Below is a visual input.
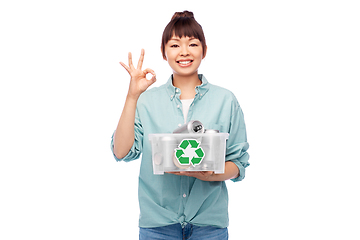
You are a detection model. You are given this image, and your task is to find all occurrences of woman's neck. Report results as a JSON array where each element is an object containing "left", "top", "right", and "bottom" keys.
[{"left": 172, "top": 72, "right": 202, "bottom": 100}]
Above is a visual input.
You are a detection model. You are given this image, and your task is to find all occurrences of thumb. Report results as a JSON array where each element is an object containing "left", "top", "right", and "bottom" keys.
[{"left": 147, "top": 74, "right": 156, "bottom": 86}]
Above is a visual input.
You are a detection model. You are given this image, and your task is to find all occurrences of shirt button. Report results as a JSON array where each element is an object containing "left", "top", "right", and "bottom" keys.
[
  {"left": 176, "top": 89, "right": 180, "bottom": 93},
  {"left": 178, "top": 124, "right": 182, "bottom": 127},
  {"left": 183, "top": 193, "right": 186, "bottom": 198},
  {"left": 177, "top": 105, "right": 180, "bottom": 108}
]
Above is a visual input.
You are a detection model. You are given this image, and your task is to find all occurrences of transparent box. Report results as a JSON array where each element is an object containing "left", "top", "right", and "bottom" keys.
[{"left": 149, "top": 133, "right": 229, "bottom": 175}]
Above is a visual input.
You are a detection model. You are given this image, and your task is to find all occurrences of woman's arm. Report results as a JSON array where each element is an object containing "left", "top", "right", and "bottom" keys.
[
  {"left": 209, "top": 161, "right": 240, "bottom": 181},
  {"left": 113, "top": 95, "right": 138, "bottom": 159},
  {"left": 113, "top": 49, "right": 156, "bottom": 159}
]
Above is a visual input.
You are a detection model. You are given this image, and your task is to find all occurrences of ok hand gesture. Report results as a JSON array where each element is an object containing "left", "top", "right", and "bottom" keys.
[{"left": 120, "top": 49, "right": 156, "bottom": 99}]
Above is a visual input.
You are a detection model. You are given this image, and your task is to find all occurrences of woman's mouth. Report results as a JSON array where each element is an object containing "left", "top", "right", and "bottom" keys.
[{"left": 176, "top": 60, "right": 193, "bottom": 67}]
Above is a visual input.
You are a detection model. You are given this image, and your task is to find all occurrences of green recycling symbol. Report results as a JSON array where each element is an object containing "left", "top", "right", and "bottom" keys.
[{"left": 174, "top": 139, "right": 205, "bottom": 166}]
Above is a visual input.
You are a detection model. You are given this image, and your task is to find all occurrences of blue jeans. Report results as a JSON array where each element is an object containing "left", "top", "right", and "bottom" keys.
[{"left": 139, "top": 223, "right": 228, "bottom": 240}]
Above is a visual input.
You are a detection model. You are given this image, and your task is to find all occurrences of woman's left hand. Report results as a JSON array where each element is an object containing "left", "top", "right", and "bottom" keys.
[{"left": 167, "top": 171, "right": 214, "bottom": 181}]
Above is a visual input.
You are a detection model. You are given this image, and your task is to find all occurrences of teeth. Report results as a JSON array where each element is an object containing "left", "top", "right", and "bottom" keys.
[{"left": 179, "top": 61, "right": 191, "bottom": 64}]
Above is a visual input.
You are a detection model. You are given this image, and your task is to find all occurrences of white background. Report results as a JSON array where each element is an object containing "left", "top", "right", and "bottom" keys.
[{"left": 1, "top": 0, "right": 359, "bottom": 239}]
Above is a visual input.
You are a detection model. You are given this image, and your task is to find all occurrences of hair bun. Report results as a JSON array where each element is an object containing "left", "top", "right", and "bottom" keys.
[{"left": 171, "top": 10, "right": 194, "bottom": 20}]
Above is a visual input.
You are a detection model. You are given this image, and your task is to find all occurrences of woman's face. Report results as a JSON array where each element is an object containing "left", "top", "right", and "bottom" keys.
[{"left": 164, "top": 35, "right": 206, "bottom": 77}]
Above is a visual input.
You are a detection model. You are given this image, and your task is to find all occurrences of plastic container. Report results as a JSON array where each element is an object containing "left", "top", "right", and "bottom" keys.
[{"left": 149, "top": 133, "right": 229, "bottom": 175}]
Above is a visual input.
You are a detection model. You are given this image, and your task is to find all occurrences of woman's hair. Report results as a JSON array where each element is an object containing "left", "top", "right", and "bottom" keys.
[{"left": 161, "top": 11, "right": 207, "bottom": 59}]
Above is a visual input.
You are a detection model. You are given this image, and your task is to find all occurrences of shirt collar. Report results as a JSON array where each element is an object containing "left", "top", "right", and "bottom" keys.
[{"left": 166, "top": 74, "right": 210, "bottom": 101}]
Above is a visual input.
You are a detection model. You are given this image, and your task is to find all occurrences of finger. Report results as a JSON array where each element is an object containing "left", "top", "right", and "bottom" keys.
[
  {"left": 137, "top": 49, "right": 145, "bottom": 70},
  {"left": 128, "top": 52, "right": 134, "bottom": 69},
  {"left": 143, "top": 68, "right": 156, "bottom": 77},
  {"left": 143, "top": 68, "right": 157, "bottom": 82},
  {"left": 179, "top": 171, "right": 189, "bottom": 176},
  {"left": 150, "top": 74, "right": 157, "bottom": 83},
  {"left": 119, "top": 62, "right": 130, "bottom": 74}
]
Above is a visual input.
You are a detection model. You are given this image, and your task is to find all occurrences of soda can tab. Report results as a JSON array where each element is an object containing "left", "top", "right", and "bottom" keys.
[{"left": 173, "top": 120, "right": 205, "bottom": 134}]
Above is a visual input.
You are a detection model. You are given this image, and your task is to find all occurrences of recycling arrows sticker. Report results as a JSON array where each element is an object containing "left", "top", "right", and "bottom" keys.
[{"left": 174, "top": 139, "right": 205, "bottom": 166}]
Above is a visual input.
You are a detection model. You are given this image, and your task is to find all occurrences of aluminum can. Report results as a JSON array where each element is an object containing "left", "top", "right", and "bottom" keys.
[
  {"left": 161, "top": 136, "right": 176, "bottom": 169},
  {"left": 202, "top": 129, "right": 220, "bottom": 170},
  {"left": 173, "top": 120, "right": 205, "bottom": 134},
  {"left": 172, "top": 152, "right": 191, "bottom": 170},
  {"left": 204, "top": 129, "right": 220, "bottom": 134}
]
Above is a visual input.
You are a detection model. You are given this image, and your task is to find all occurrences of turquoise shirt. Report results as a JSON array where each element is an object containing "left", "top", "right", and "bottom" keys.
[{"left": 111, "top": 75, "right": 249, "bottom": 228}]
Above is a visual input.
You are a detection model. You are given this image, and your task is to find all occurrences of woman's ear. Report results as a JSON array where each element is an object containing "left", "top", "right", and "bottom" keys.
[
  {"left": 161, "top": 47, "right": 167, "bottom": 60},
  {"left": 202, "top": 46, "right": 207, "bottom": 59}
]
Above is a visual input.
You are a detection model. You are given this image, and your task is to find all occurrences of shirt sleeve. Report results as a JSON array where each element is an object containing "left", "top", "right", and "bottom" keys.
[
  {"left": 225, "top": 100, "right": 250, "bottom": 182},
  {"left": 110, "top": 108, "right": 144, "bottom": 162}
]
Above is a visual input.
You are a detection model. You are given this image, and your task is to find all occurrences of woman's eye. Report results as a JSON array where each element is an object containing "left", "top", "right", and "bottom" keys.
[
  {"left": 171, "top": 44, "right": 179, "bottom": 48},
  {"left": 190, "top": 43, "right": 198, "bottom": 47}
]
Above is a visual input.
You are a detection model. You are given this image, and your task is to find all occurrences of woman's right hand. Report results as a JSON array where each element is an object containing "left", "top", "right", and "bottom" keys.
[{"left": 120, "top": 49, "right": 156, "bottom": 99}]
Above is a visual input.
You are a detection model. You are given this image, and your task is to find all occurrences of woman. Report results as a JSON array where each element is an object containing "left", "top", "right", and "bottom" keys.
[{"left": 111, "top": 11, "right": 249, "bottom": 239}]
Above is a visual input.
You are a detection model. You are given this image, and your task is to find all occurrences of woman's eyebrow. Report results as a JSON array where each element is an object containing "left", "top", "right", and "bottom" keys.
[{"left": 169, "top": 37, "right": 198, "bottom": 41}]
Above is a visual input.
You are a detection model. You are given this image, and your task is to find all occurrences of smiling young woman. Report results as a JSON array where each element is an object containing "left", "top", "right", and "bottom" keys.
[{"left": 112, "top": 10, "right": 249, "bottom": 240}]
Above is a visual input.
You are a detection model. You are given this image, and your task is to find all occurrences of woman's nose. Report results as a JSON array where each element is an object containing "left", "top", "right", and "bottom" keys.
[{"left": 180, "top": 47, "right": 190, "bottom": 57}]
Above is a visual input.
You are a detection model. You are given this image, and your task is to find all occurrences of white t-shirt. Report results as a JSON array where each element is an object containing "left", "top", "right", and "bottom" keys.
[{"left": 181, "top": 99, "right": 194, "bottom": 123}]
